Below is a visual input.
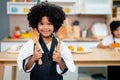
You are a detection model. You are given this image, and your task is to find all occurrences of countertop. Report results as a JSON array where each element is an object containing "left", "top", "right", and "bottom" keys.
[
  {"left": 73, "top": 48, "right": 120, "bottom": 66},
  {"left": 1, "top": 37, "right": 101, "bottom": 42},
  {"left": 1, "top": 38, "right": 30, "bottom": 42},
  {"left": 0, "top": 48, "right": 120, "bottom": 66}
]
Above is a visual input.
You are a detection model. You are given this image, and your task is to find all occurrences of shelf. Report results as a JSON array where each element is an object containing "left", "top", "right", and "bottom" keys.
[
  {"left": 7, "top": 1, "right": 79, "bottom": 15},
  {"left": 111, "top": 18, "right": 120, "bottom": 21},
  {"left": 7, "top": 0, "right": 111, "bottom": 15},
  {"left": 7, "top": 2, "right": 36, "bottom": 15},
  {"left": 113, "top": 0, "right": 120, "bottom": 1},
  {"left": 112, "top": 0, "right": 120, "bottom": 20},
  {"left": 47, "top": 0, "right": 76, "bottom": 3}
]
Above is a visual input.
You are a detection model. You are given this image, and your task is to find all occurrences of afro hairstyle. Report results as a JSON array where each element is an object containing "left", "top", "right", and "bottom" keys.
[
  {"left": 27, "top": 2, "right": 65, "bottom": 32},
  {"left": 110, "top": 21, "right": 120, "bottom": 32}
]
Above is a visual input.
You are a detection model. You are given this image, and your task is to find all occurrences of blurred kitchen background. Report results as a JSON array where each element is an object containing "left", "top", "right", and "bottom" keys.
[{"left": 0, "top": 0, "right": 120, "bottom": 80}]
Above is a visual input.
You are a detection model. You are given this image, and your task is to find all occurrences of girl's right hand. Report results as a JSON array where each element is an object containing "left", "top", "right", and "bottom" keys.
[
  {"left": 32, "top": 45, "right": 42, "bottom": 61},
  {"left": 108, "top": 44, "right": 114, "bottom": 49}
]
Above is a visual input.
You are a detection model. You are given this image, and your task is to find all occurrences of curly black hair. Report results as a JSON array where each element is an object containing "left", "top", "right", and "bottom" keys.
[
  {"left": 110, "top": 21, "right": 120, "bottom": 36},
  {"left": 110, "top": 21, "right": 120, "bottom": 32},
  {"left": 109, "top": 21, "right": 120, "bottom": 42},
  {"left": 27, "top": 2, "right": 65, "bottom": 32}
]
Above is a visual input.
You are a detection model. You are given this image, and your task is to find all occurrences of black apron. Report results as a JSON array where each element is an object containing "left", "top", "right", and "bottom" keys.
[{"left": 30, "top": 35, "right": 63, "bottom": 80}]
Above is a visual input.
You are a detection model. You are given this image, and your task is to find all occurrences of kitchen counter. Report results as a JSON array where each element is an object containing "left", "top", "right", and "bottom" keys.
[
  {"left": 1, "top": 38, "right": 100, "bottom": 52},
  {"left": 1, "top": 37, "right": 101, "bottom": 42},
  {"left": 0, "top": 48, "right": 120, "bottom": 80},
  {"left": 1, "top": 38, "right": 30, "bottom": 42},
  {"left": 73, "top": 48, "right": 120, "bottom": 66},
  {"left": 63, "top": 37, "right": 101, "bottom": 42}
]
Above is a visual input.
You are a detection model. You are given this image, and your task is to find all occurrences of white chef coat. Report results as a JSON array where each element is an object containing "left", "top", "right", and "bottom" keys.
[
  {"left": 101, "top": 35, "right": 120, "bottom": 46},
  {"left": 17, "top": 39, "right": 76, "bottom": 75}
]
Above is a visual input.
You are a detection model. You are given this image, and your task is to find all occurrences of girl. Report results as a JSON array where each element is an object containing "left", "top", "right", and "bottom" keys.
[
  {"left": 97, "top": 21, "right": 120, "bottom": 49},
  {"left": 97, "top": 21, "right": 120, "bottom": 80},
  {"left": 17, "top": 2, "right": 75, "bottom": 80}
]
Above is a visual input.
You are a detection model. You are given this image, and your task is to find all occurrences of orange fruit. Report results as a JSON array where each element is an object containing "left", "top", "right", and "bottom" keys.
[
  {"left": 68, "top": 45, "right": 74, "bottom": 52},
  {"left": 77, "top": 46, "right": 84, "bottom": 52},
  {"left": 112, "top": 43, "right": 120, "bottom": 48}
]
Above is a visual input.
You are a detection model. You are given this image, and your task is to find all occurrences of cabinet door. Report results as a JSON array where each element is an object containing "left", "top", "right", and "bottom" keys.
[{"left": 81, "top": 0, "right": 112, "bottom": 15}]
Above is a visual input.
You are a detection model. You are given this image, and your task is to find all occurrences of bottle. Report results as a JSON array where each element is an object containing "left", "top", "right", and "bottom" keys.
[
  {"left": 65, "top": 18, "right": 73, "bottom": 38},
  {"left": 82, "top": 30, "right": 87, "bottom": 38},
  {"left": 82, "top": 26, "right": 89, "bottom": 38},
  {"left": 72, "top": 20, "right": 80, "bottom": 39}
]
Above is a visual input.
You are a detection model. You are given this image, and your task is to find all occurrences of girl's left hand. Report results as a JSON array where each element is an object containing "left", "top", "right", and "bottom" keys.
[{"left": 52, "top": 50, "right": 62, "bottom": 63}]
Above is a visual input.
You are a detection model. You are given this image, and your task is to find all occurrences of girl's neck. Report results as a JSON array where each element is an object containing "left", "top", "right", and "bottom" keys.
[{"left": 42, "top": 36, "right": 52, "bottom": 44}]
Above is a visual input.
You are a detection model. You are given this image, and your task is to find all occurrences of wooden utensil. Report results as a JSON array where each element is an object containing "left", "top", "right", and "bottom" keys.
[
  {"left": 56, "top": 26, "right": 67, "bottom": 51},
  {"left": 32, "top": 28, "right": 42, "bottom": 64}
]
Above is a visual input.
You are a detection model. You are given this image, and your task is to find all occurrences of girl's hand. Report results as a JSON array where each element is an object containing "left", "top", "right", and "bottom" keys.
[
  {"left": 32, "top": 45, "right": 42, "bottom": 61},
  {"left": 52, "top": 50, "right": 65, "bottom": 71},
  {"left": 52, "top": 50, "right": 62, "bottom": 63},
  {"left": 25, "top": 45, "right": 42, "bottom": 70},
  {"left": 108, "top": 44, "right": 114, "bottom": 49}
]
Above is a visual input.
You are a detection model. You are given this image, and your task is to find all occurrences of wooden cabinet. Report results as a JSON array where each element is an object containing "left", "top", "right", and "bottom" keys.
[{"left": 111, "top": 0, "right": 120, "bottom": 21}]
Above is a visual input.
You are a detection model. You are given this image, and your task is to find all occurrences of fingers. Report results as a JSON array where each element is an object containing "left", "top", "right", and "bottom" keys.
[
  {"left": 52, "top": 50, "right": 58, "bottom": 58},
  {"left": 52, "top": 50, "right": 61, "bottom": 63},
  {"left": 35, "top": 44, "right": 42, "bottom": 52},
  {"left": 33, "top": 45, "right": 42, "bottom": 61},
  {"left": 38, "top": 52, "right": 42, "bottom": 59},
  {"left": 54, "top": 49, "right": 59, "bottom": 53},
  {"left": 35, "top": 44, "right": 40, "bottom": 50},
  {"left": 52, "top": 53, "right": 57, "bottom": 62}
]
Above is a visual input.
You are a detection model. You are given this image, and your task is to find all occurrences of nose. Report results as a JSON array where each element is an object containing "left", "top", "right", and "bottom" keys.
[{"left": 43, "top": 24, "right": 49, "bottom": 28}]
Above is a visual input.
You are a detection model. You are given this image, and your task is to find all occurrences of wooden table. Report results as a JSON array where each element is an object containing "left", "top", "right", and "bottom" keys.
[
  {"left": 0, "top": 52, "right": 18, "bottom": 80},
  {"left": 73, "top": 48, "right": 120, "bottom": 66},
  {"left": 0, "top": 48, "right": 120, "bottom": 80}
]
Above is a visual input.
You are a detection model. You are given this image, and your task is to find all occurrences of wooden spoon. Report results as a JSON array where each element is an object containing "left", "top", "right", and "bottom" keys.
[
  {"left": 32, "top": 28, "right": 42, "bottom": 64},
  {"left": 56, "top": 26, "right": 67, "bottom": 51}
]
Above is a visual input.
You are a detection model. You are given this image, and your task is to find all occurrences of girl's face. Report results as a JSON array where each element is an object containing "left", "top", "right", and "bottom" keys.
[
  {"left": 113, "top": 26, "right": 120, "bottom": 38},
  {"left": 38, "top": 16, "right": 54, "bottom": 38}
]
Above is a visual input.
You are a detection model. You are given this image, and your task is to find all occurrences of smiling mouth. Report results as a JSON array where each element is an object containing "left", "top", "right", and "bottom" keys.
[{"left": 42, "top": 30, "right": 50, "bottom": 34}]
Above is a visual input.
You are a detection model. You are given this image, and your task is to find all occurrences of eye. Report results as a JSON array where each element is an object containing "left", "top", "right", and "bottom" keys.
[
  {"left": 48, "top": 23, "right": 52, "bottom": 25},
  {"left": 39, "top": 22, "right": 43, "bottom": 25}
]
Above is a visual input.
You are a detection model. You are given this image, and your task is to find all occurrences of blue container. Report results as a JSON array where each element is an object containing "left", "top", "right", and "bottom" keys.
[{"left": 11, "top": 7, "right": 18, "bottom": 13}]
